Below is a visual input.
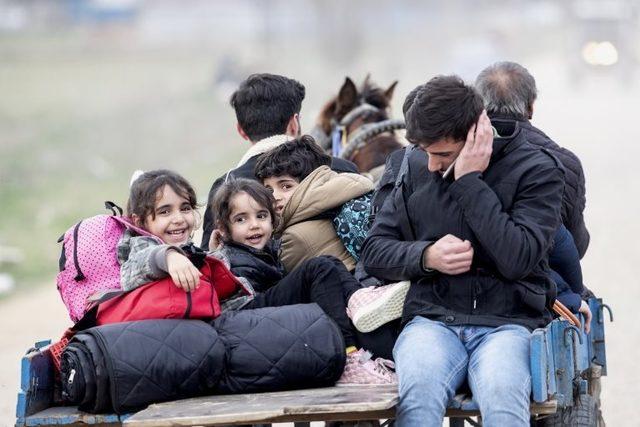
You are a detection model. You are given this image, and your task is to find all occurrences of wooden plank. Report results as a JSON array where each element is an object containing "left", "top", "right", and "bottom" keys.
[
  {"left": 19, "top": 397, "right": 557, "bottom": 426},
  {"left": 125, "top": 384, "right": 558, "bottom": 427},
  {"left": 124, "top": 385, "right": 399, "bottom": 427},
  {"left": 21, "top": 406, "right": 123, "bottom": 426},
  {"left": 529, "top": 400, "right": 558, "bottom": 415}
]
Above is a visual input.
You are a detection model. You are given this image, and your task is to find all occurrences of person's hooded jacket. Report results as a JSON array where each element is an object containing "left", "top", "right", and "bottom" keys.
[
  {"left": 361, "top": 119, "right": 565, "bottom": 330},
  {"left": 216, "top": 240, "right": 285, "bottom": 293},
  {"left": 491, "top": 116, "right": 589, "bottom": 257},
  {"left": 278, "top": 166, "right": 374, "bottom": 273}
]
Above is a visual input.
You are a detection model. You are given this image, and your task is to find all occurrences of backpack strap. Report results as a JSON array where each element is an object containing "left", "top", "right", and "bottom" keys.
[
  {"left": 393, "top": 146, "right": 417, "bottom": 240},
  {"left": 104, "top": 201, "right": 123, "bottom": 216},
  {"left": 110, "top": 216, "right": 158, "bottom": 240},
  {"left": 395, "top": 145, "right": 414, "bottom": 188},
  {"left": 105, "top": 207, "right": 162, "bottom": 243}
]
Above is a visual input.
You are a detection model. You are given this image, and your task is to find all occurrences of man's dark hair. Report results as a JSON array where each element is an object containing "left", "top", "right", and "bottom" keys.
[
  {"left": 254, "top": 135, "right": 331, "bottom": 182},
  {"left": 230, "top": 73, "right": 305, "bottom": 141},
  {"left": 404, "top": 75, "right": 484, "bottom": 146},
  {"left": 211, "top": 178, "right": 279, "bottom": 239},
  {"left": 475, "top": 61, "right": 537, "bottom": 120}
]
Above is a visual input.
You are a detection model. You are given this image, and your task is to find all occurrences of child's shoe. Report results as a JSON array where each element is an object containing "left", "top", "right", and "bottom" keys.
[
  {"left": 336, "top": 349, "right": 396, "bottom": 385},
  {"left": 347, "top": 281, "right": 411, "bottom": 333}
]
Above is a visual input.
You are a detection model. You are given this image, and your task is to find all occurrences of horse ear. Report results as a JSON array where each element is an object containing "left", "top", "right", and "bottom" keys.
[
  {"left": 363, "top": 73, "right": 371, "bottom": 88},
  {"left": 337, "top": 77, "right": 358, "bottom": 111},
  {"left": 385, "top": 81, "right": 398, "bottom": 101}
]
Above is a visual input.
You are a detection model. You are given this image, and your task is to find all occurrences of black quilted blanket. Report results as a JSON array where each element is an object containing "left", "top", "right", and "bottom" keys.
[
  {"left": 60, "top": 304, "right": 345, "bottom": 413},
  {"left": 213, "top": 303, "right": 346, "bottom": 393},
  {"left": 61, "top": 319, "right": 225, "bottom": 414}
]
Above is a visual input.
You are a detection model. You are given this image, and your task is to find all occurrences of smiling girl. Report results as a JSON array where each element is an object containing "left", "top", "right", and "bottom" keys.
[{"left": 119, "top": 169, "right": 203, "bottom": 292}]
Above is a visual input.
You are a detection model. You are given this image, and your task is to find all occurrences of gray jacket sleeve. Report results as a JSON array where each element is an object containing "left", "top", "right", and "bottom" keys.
[{"left": 117, "top": 232, "right": 181, "bottom": 291}]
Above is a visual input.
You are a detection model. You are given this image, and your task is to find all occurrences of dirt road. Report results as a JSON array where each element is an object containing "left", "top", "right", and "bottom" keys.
[{"left": 1, "top": 285, "right": 71, "bottom": 425}]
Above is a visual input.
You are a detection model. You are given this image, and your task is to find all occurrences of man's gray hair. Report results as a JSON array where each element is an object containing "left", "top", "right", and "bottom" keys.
[{"left": 475, "top": 61, "right": 537, "bottom": 120}]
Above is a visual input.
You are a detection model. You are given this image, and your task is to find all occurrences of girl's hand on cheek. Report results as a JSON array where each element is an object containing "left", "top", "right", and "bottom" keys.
[{"left": 166, "top": 250, "right": 202, "bottom": 292}]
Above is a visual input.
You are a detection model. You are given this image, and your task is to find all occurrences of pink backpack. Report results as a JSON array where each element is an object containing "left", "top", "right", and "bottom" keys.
[{"left": 56, "top": 202, "right": 158, "bottom": 322}]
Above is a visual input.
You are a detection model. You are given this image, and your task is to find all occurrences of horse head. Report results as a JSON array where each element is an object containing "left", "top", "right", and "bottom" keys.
[
  {"left": 314, "top": 75, "right": 404, "bottom": 178},
  {"left": 317, "top": 75, "right": 398, "bottom": 136}
]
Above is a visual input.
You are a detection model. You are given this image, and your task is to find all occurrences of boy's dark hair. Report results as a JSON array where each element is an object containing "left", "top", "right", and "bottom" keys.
[
  {"left": 212, "top": 178, "right": 279, "bottom": 238},
  {"left": 254, "top": 135, "right": 331, "bottom": 182},
  {"left": 127, "top": 169, "right": 197, "bottom": 226},
  {"left": 230, "top": 73, "right": 305, "bottom": 142},
  {"left": 404, "top": 75, "right": 484, "bottom": 146}
]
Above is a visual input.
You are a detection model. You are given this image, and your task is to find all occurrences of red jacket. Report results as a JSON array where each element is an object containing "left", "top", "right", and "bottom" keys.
[{"left": 96, "top": 256, "right": 246, "bottom": 325}]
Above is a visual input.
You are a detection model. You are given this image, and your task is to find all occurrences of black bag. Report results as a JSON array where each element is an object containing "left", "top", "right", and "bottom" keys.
[
  {"left": 61, "top": 319, "right": 226, "bottom": 414},
  {"left": 213, "top": 304, "right": 346, "bottom": 393}
]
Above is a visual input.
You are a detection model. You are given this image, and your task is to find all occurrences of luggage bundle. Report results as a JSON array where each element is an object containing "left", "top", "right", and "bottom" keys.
[
  {"left": 60, "top": 304, "right": 346, "bottom": 414},
  {"left": 60, "top": 319, "right": 225, "bottom": 414}
]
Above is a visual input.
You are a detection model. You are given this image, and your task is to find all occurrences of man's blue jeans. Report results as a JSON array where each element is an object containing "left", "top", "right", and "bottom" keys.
[{"left": 393, "top": 316, "right": 532, "bottom": 427}]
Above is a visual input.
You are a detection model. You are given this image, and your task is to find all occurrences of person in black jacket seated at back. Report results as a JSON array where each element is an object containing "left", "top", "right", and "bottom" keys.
[
  {"left": 201, "top": 73, "right": 358, "bottom": 249},
  {"left": 209, "top": 178, "right": 396, "bottom": 386},
  {"left": 551, "top": 224, "right": 592, "bottom": 332},
  {"left": 475, "top": 61, "right": 590, "bottom": 258},
  {"left": 360, "top": 75, "right": 565, "bottom": 426}
]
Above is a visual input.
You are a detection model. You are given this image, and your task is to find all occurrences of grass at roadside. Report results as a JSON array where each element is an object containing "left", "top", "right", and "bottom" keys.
[{"left": 0, "top": 37, "right": 246, "bottom": 295}]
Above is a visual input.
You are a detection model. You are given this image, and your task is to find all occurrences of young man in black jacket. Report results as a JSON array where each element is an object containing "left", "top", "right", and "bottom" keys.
[
  {"left": 201, "top": 73, "right": 357, "bottom": 249},
  {"left": 360, "top": 75, "right": 564, "bottom": 426},
  {"left": 476, "top": 61, "right": 589, "bottom": 257}
]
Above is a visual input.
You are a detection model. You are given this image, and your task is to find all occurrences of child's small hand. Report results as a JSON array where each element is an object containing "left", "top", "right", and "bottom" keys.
[
  {"left": 166, "top": 250, "right": 202, "bottom": 292},
  {"left": 579, "top": 300, "right": 592, "bottom": 334},
  {"left": 209, "top": 229, "right": 225, "bottom": 251}
]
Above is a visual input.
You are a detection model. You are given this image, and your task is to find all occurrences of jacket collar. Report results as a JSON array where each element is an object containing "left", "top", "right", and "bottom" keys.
[
  {"left": 489, "top": 118, "right": 525, "bottom": 161},
  {"left": 225, "top": 239, "right": 281, "bottom": 262},
  {"left": 235, "top": 134, "right": 293, "bottom": 167}
]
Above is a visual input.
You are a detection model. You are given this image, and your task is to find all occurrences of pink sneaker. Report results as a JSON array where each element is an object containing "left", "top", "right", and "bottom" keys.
[
  {"left": 336, "top": 349, "right": 396, "bottom": 386},
  {"left": 347, "top": 281, "right": 410, "bottom": 333}
]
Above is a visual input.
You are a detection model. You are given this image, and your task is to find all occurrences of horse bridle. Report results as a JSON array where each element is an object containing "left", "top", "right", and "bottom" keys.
[
  {"left": 310, "top": 102, "right": 405, "bottom": 160},
  {"left": 340, "top": 117, "right": 406, "bottom": 160}
]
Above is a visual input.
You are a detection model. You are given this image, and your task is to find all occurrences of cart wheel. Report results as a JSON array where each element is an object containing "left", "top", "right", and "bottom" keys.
[{"left": 540, "top": 394, "right": 598, "bottom": 427}]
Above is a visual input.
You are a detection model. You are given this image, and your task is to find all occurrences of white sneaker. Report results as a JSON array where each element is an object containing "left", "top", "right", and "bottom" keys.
[{"left": 346, "top": 281, "right": 410, "bottom": 333}]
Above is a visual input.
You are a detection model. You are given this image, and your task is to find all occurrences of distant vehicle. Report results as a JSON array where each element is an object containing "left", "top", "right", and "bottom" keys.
[{"left": 568, "top": 0, "right": 639, "bottom": 84}]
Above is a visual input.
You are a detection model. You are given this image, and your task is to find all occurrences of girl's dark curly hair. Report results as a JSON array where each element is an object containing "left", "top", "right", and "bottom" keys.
[{"left": 211, "top": 178, "right": 279, "bottom": 238}]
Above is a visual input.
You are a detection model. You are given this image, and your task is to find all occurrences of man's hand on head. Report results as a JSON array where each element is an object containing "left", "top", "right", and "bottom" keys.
[
  {"left": 422, "top": 234, "right": 474, "bottom": 275},
  {"left": 454, "top": 110, "right": 493, "bottom": 180}
]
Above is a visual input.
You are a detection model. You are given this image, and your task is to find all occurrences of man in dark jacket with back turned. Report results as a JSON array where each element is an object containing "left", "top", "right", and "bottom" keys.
[
  {"left": 476, "top": 61, "right": 589, "bottom": 257},
  {"left": 360, "top": 75, "right": 564, "bottom": 426},
  {"left": 201, "top": 73, "right": 357, "bottom": 249}
]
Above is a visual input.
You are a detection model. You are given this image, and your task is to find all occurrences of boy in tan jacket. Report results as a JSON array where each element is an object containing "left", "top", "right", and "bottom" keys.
[
  {"left": 255, "top": 135, "right": 374, "bottom": 273},
  {"left": 254, "top": 135, "right": 411, "bottom": 356}
]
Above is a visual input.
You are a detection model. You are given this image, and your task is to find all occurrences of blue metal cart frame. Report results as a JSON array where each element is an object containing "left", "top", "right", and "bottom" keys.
[{"left": 15, "top": 298, "right": 612, "bottom": 427}]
